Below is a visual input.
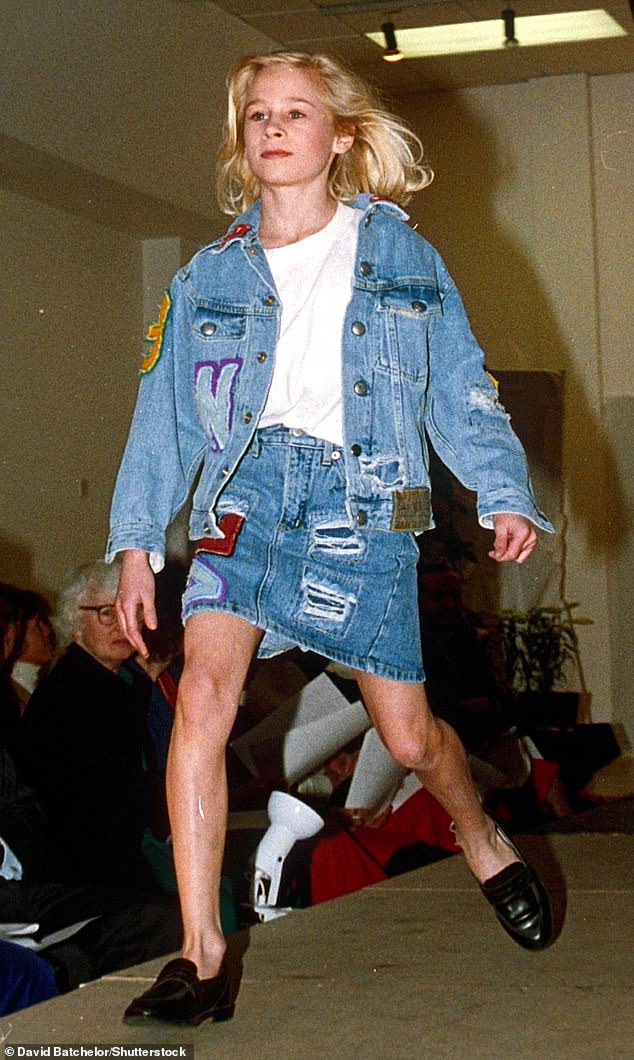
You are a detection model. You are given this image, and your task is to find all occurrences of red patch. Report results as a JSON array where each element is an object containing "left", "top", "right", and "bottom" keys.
[
  {"left": 195, "top": 513, "right": 245, "bottom": 557},
  {"left": 217, "top": 223, "right": 251, "bottom": 251}
]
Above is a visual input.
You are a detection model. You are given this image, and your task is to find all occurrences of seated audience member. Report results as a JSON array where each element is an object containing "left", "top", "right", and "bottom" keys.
[
  {"left": 8, "top": 586, "right": 55, "bottom": 712},
  {"left": 0, "top": 589, "right": 17, "bottom": 665},
  {"left": 0, "top": 940, "right": 59, "bottom": 1016},
  {"left": 19, "top": 560, "right": 159, "bottom": 891},
  {"left": 0, "top": 588, "right": 22, "bottom": 757},
  {"left": 0, "top": 736, "right": 181, "bottom": 1011},
  {"left": 124, "top": 560, "right": 188, "bottom": 877},
  {"left": 129, "top": 560, "right": 188, "bottom": 774}
]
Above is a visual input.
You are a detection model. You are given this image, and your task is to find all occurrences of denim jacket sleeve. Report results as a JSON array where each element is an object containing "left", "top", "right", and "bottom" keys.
[
  {"left": 423, "top": 257, "right": 552, "bottom": 531},
  {"left": 106, "top": 280, "right": 206, "bottom": 569}
]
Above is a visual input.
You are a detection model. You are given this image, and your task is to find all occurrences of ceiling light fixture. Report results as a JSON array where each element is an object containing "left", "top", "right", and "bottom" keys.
[
  {"left": 381, "top": 20, "right": 403, "bottom": 62},
  {"left": 366, "top": 9, "right": 627, "bottom": 59}
]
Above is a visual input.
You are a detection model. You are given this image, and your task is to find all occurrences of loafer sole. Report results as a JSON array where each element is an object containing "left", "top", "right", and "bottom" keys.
[{"left": 123, "top": 1002, "right": 234, "bottom": 1027}]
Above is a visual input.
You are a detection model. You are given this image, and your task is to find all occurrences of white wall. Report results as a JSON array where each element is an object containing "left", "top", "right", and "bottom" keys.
[
  {"left": 0, "top": 187, "right": 141, "bottom": 592},
  {"left": 591, "top": 72, "right": 634, "bottom": 735},
  {"left": 0, "top": 0, "right": 273, "bottom": 219},
  {"left": 0, "top": 0, "right": 276, "bottom": 598},
  {"left": 401, "top": 72, "right": 634, "bottom": 726}
]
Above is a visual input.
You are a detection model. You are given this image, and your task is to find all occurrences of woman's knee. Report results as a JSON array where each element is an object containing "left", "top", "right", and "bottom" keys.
[
  {"left": 359, "top": 676, "right": 442, "bottom": 771},
  {"left": 381, "top": 714, "right": 444, "bottom": 771},
  {"left": 176, "top": 611, "right": 258, "bottom": 731},
  {"left": 175, "top": 662, "right": 240, "bottom": 739}
]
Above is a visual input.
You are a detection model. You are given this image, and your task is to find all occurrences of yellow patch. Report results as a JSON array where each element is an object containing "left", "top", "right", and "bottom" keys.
[
  {"left": 139, "top": 291, "right": 171, "bottom": 375},
  {"left": 485, "top": 369, "right": 499, "bottom": 390}
]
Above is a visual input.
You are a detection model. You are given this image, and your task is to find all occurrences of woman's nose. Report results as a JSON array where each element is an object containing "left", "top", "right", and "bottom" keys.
[{"left": 264, "top": 118, "right": 284, "bottom": 137}]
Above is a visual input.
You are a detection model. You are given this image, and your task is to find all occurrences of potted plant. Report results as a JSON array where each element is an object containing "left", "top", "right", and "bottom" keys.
[{"left": 495, "top": 602, "right": 591, "bottom": 729}]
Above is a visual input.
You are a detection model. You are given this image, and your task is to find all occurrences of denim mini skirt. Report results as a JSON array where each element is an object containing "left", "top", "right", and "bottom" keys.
[{"left": 182, "top": 427, "right": 425, "bottom": 683}]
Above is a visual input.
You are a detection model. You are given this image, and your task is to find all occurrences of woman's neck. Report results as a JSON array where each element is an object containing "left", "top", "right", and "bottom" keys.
[{"left": 259, "top": 188, "right": 338, "bottom": 249}]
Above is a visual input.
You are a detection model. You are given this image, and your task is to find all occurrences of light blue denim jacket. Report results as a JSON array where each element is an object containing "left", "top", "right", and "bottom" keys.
[{"left": 107, "top": 194, "right": 552, "bottom": 567}]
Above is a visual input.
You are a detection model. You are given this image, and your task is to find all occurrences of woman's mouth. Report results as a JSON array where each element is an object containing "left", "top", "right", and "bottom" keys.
[{"left": 261, "top": 150, "right": 292, "bottom": 159}]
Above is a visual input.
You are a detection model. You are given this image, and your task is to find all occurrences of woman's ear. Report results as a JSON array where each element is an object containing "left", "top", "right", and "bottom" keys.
[{"left": 333, "top": 123, "right": 356, "bottom": 156}]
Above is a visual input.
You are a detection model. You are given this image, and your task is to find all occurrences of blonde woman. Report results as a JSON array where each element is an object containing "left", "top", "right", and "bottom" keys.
[{"left": 110, "top": 52, "right": 554, "bottom": 1026}]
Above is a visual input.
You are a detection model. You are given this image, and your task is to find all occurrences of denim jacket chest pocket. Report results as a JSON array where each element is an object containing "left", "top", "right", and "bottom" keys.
[
  {"left": 191, "top": 304, "right": 248, "bottom": 342},
  {"left": 376, "top": 284, "right": 441, "bottom": 382}
]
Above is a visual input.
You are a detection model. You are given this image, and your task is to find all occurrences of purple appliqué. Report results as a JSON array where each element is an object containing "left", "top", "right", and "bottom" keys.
[
  {"left": 194, "top": 358, "right": 243, "bottom": 452},
  {"left": 185, "top": 555, "right": 228, "bottom": 607}
]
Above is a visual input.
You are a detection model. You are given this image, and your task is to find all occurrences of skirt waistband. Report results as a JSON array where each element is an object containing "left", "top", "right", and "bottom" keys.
[{"left": 251, "top": 426, "right": 343, "bottom": 465}]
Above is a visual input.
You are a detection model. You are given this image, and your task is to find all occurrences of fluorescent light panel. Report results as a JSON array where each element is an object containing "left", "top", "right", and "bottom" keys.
[{"left": 366, "top": 10, "right": 627, "bottom": 59}]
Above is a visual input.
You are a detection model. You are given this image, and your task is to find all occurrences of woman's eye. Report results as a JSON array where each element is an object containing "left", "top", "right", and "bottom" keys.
[
  {"left": 289, "top": 110, "right": 305, "bottom": 119},
  {"left": 248, "top": 111, "right": 266, "bottom": 122}
]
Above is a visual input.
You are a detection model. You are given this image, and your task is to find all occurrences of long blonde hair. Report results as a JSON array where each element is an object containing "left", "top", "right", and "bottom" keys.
[{"left": 216, "top": 51, "right": 433, "bottom": 216}]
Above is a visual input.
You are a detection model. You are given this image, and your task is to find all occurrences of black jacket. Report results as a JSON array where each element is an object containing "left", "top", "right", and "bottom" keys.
[
  {"left": 19, "top": 644, "right": 155, "bottom": 889},
  {"left": 0, "top": 739, "right": 47, "bottom": 879}
]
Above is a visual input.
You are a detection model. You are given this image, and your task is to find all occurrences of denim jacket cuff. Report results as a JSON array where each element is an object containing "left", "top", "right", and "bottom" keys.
[{"left": 105, "top": 523, "right": 167, "bottom": 572}]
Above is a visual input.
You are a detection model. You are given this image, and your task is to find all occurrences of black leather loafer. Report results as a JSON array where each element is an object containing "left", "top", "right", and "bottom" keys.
[
  {"left": 123, "top": 958, "right": 233, "bottom": 1026},
  {"left": 480, "top": 826, "right": 553, "bottom": 951}
]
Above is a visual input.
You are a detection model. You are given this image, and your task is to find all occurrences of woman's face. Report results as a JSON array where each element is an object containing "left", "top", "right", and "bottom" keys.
[
  {"left": 73, "top": 592, "right": 133, "bottom": 672},
  {"left": 242, "top": 66, "right": 353, "bottom": 196},
  {"left": 1, "top": 618, "right": 16, "bottom": 664},
  {"left": 20, "top": 615, "right": 54, "bottom": 666}
]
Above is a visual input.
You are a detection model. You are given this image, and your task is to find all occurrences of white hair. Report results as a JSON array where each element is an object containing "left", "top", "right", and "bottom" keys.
[{"left": 54, "top": 559, "right": 121, "bottom": 647}]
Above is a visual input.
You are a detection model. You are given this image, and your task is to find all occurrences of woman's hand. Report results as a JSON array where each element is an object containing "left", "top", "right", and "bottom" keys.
[
  {"left": 116, "top": 549, "right": 157, "bottom": 658},
  {"left": 489, "top": 513, "right": 537, "bottom": 565}
]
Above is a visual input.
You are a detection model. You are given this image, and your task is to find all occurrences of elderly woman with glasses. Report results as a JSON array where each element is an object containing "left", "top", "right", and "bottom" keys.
[{"left": 18, "top": 561, "right": 160, "bottom": 891}]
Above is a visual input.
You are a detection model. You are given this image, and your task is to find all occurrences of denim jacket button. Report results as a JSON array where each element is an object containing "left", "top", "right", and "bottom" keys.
[
  {"left": 356, "top": 509, "right": 368, "bottom": 526},
  {"left": 220, "top": 467, "right": 229, "bottom": 476},
  {"left": 263, "top": 295, "right": 276, "bottom": 306},
  {"left": 353, "top": 380, "right": 369, "bottom": 396},
  {"left": 351, "top": 443, "right": 362, "bottom": 456},
  {"left": 359, "top": 261, "right": 372, "bottom": 276},
  {"left": 257, "top": 352, "right": 267, "bottom": 362},
  {"left": 244, "top": 412, "right": 252, "bottom": 423},
  {"left": 200, "top": 321, "right": 216, "bottom": 336},
  {"left": 411, "top": 300, "right": 427, "bottom": 313},
  {"left": 351, "top": 321, "right": 366, "bottom": 336}
]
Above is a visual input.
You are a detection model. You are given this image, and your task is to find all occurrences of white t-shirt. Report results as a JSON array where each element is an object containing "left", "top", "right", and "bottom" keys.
[{"left": 259, "top": 202, "right": 361, "bottom": 446}]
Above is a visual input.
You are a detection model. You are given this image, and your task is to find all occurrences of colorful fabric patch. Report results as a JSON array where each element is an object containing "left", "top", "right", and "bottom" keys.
[
  {"left": 196, "top": 514, "right": 245, "bottom": 557},
  {"left": 186, "top": 555, "right": 227, "bottom": 605},
  {"left": 140, "top": 290, "right": 171, "bottom": 375},
  {"left": 215, "top": 223, "right": 251, "bottom": 253},
  {"left": 194, "top": 358, "right": 243, "bottom": 452}
]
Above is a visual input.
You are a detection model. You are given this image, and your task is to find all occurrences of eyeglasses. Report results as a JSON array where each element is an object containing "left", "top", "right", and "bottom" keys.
[{"left": 79, "top": 604, "right": 118, "bottom": 626}]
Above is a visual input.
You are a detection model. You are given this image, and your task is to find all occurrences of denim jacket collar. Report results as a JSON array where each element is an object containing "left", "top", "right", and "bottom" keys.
[{"left": 210, "top": 195, "right": 409, "bottom": 256}]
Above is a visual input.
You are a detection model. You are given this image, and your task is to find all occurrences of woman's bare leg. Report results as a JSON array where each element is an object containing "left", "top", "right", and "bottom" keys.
[
  {"left": 166, "top": 611, "right": 263, "bottom": 978},
  {"left": 354, "top": 671, "right": 518, "bottom": 882}
]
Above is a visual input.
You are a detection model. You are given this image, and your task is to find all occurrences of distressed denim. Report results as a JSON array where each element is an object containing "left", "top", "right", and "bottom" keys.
[
  {"left": 107, "top": 194, "right": 553, "bottom": 568},
  {"left": 182, "top": 428, "right": 424, "bottom": 682}
]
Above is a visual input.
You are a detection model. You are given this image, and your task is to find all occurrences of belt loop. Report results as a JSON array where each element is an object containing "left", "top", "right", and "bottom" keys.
[
  {"left": 251, "top": 430, "right": 261, "bottom": 458},
  {"left": 321, "top": 441, "right": 333, "bottom": 466}
]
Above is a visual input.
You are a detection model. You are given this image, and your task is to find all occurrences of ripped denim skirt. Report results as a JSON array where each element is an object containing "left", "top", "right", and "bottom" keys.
[{"left": 181, "top": 426, "right": 424, "bottom": 683}]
